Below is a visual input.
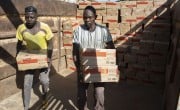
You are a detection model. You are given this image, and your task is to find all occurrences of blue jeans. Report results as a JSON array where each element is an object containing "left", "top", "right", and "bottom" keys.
[{"left": 23, "top": 68, "right": 50, "bottom": 110}]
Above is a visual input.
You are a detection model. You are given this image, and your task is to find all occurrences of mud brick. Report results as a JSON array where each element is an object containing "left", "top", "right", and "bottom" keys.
[
  {"left": 141, "top": 31, "right": 155, "bottom": 40},
  {"left": 62, "top": 30, "right": 73, "bottom": 38},
  {"left": 91, "top": 2, "right": 106, "bottom": 9},
  {"left": 106, "top": 2, "right": 121, "bottom": 9},
  {"left": 116, "top": 44, "right": 130, "bottom": 53},
  {"left": 136, "top": 48, "right": 149, "bottom": 56},
  {"left": 118, "top": 62, "right": 127, "bottom": 68},
  {"left": 154, "top": 41, "right": 169, "bottom": 52},
  {"left": 67, "top": 57, "right": 75, "bottom": 68},
  {"left": 153, "top": 0, "right": 170, "bottom": 8},
  {"left": 103, "top": 16, "right": 118, "bottom": 23},
  {"left": 76, "top": 9, "right": 84, "bottom": 16},
  {"left": 120, "top": 8, "right": 132, "bottom": 16},
  {"left": 108, "top": 23, "right": 120, "bottom": 29},
  {"left": 121, "top": 15, "right": 137, "bottom": 23},
  {"left": 120, "top": 1, "right": 137, "bottom": 8},
  {"left": 136, "top": 1, "right": 153, "bottom": 8},
  {"left": 116, "top": 36, "right": 130, "bottom": 45},
  {"left": 136, "top": 70, "right": 149, "bottom": 81},
  {"left": 118, "top": 68, "right": 126, "bottom": 80},
  {"left": 96, "top": 9, "right": 106, "bottom": 16},
  {"left": 63, "top": 37, "right": 73, "bottom": 48},
  {"left": 124, "top": 53, "right": 137, "bottom": 63},
  {"left": 144, "top": 7, "right": 157, "bottom": 17},
  {"left": 72, "top": 20, "right": 80, "bottom": 31},
  {"left": 117, "top": 52, "right": 124, "bottom": 62},
  {"left": 78, "top": 2, "right": 91, "bottom": 9},
  {"left": 124, "top": 68, "right": 136, "bottom": 78},
  {"left": 130, "top": 22, "right": 143, "bottom": 33},
  {"left": 149, "top": 49, "right": 167, "bottom": 56},
  {"left": 152, "top": 16, "right": 171, "bottom": 24},
  {"left": 155, "top": 32, "right": 170, "bottom": 42},
  {"left": 149, "top": 72, "right": 165, "bottom": 86},
  {"left": 58, "top": 55, "right": 68, "bottom": 70},
  {"left": 143, "top": 18, "right": 154, "bottom": 28},
  {"left": 137, "top": 55, "right": 149, "bottom": 65},
  {"left": 65, "top": 47, "right": 73, "bottom": 56},
  {"left": 109, "top": 29, "right": 119, "bottom": 41},
  {"left": 119, "top": 23, "right": 131, "bottom": 35},
  {"left": 128, "top": 36, "right": 141, "bottom": 46},
  {"left": 131, "top": 46, "right": 140, "bottom": 54},
  {"left": 132, "top": 8, "right": 145, "bottom": 16},
  {"left": 146, "top": 23, "right": 171, "bottom": 32},
  {"left": 156, "top": 7, "right": 171, "bottom": 18},
  {"left": 62, "top": 19, "right": 73, "bottom": 30},
  {"left": 107, "top": 8, "right": 119, "bottom": 16},
  {"left": 149, "top": 54, "right": 167, "bottom": 66},
  {"left": 140, "top": 40, "right": 154, "bottom": 49},
  {"left": 76, "top": 16, "right": 84, "bottom": 24},
  {"left": 148, "top": 65, "right": 166, "bottom": 73},
  {"left": 131, "top": 64, "right": 146, "bottom": 71}
]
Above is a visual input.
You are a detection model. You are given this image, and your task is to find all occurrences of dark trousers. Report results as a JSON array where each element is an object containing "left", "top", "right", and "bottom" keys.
[
  {"left": 23, "top": 68, "right": 50, "bottom": 110},
  {"left": 77, "top": 74, "right": 105, "bottom": 110}
]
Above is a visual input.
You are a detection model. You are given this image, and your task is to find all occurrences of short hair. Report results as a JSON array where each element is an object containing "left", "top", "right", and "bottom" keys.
[
  {"left": 84, "top": 5, "right": 96, "bottom": 15},
  {"left": 25, "top": 6, "right": 37, "bottom": 13}
]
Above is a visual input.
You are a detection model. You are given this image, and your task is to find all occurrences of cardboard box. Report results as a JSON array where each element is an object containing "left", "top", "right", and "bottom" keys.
[
  {"left": 83, "top": 65, "right": 119, "bottom": 83},
  {"left": 16, "top": 50, "right": 48, "bottom": 71},
  {"left": 81, "top": 48, "right": 116, "bottom": 66}
]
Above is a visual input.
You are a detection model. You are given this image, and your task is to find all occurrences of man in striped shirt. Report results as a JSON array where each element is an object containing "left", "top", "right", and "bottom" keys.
[{"left": 73, "top": 6, "right": 115, "bottom": 110}]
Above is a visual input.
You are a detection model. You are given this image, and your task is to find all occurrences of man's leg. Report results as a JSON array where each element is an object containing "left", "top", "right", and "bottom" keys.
[
  {"left": 39, "top": 68, "right": 50, "bottom": 101},
  {"left": 94, "top": 83, "right": 105, "bottom": 110},
  {"left": 23, "top": 70, "right": 34, "bottom": 110},
  {"left": 77, "top": 73, "right": 89, "bottom": 110}
]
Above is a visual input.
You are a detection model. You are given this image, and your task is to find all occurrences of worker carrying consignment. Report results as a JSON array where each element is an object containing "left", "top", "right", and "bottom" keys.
[
  {"left": 16, "top": 6, "right": 54, "bottom": 110},
  {"left": 73, "top": 5, "right": 116, "bottom": 110}
]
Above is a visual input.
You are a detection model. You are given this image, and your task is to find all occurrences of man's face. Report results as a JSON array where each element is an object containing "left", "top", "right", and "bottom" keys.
[
  {"left": 83, "top": 9, "right": 96, "bottom": 29},
  {"left": 25, "top": 11, "right": 37, "bottom": 28}
]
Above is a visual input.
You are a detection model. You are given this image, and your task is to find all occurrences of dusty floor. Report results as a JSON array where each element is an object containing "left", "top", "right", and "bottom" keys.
[{"left": 0, "top": 69, "right": 164, "bottom": 110}]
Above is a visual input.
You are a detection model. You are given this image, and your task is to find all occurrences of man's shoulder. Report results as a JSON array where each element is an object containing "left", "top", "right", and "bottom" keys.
[
  {"left": 96, "top": 24, "right": 107, "bottom": 29},
  {"left": 17, "top": 24, "right": 26, "bottom": 32},
  {"left": 40, "top": 22, "right": 49, "bottom": 28}
]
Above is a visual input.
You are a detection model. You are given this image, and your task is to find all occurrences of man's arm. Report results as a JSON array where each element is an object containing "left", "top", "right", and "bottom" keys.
[
  {"left": 47, "top": 38, "right": 54, "bottom": 69},
  {"left": 16, "top": 40, "right": 23, "bottom": 56},
  {"left": 106, "top": 41, "right": 115, "bottom": 49},
  {"left": 72, "top": 43, "right": 81, "bottom": 72}
]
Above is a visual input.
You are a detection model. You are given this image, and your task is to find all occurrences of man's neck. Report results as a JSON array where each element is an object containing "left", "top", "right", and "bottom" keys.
[{"left": 87, "top": 23, "right": 96, "bottom": 32}]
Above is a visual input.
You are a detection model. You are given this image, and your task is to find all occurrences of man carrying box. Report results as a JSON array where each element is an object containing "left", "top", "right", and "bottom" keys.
[
  {"left": 73, "top": 6, "right": 115, "bottom": 110},
  {"left": 16, "top": 6, "right": 53, "bottom": 110}
]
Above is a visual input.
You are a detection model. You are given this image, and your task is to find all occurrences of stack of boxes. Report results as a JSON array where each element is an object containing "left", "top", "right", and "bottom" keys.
[
  {"left": 61, "top": 0, "right": 172, "bottom": 86},
  {"left": 81, "top": 48, "right": 119, "bottom": 83}
]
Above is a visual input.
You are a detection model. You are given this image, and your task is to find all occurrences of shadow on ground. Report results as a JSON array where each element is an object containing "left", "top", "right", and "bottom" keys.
[{"left": 29, "top": 68, "right": 164, "bottom": 110}]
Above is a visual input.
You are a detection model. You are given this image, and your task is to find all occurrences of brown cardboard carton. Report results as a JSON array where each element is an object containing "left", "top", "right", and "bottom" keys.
[
  {"left": 81, "top": 48, "right": 116, "bottom": 66},
  {"left": 16, "top": 50, "right": 48, "bottom": 71},
  {"left": 83, "top": 65, "right": 119, "bottom": 83}
]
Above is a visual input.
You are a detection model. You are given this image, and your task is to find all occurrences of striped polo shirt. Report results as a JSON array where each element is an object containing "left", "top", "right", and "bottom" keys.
[{"left": 73, "top": 24, "right": 113, "bottom": 49}]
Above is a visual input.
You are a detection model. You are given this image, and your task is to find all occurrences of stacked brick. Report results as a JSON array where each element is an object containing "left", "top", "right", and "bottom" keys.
[
  {"left": 61, "top": 17, "right": 79, "bottom": 71},
  {"left": 118, "top": 0, "right": 171, "bottom": 86},
  {"left": 162, "top": 0, "right": 180, "bottom": 109}
]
